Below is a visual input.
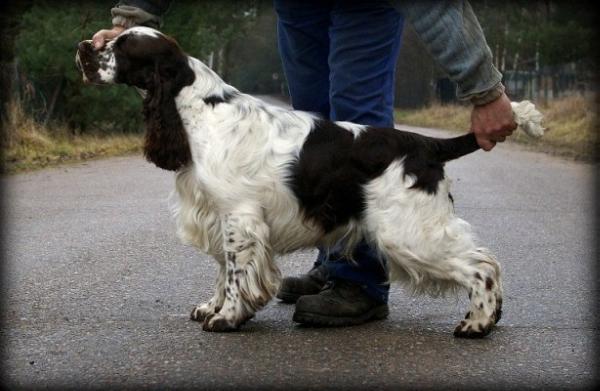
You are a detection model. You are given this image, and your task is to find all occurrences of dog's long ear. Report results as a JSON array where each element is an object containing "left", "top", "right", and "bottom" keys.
[{"left": 142, "top": 61, "right": 193, "bottom": 171}]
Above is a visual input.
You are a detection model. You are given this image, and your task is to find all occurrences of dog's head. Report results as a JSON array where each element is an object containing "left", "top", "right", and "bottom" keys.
[
  {"left": 76, "top": 26, "right": 195, "bottom": 90},
  {"left": 76, "top": 27, "right": 194, "bottom": 171}
]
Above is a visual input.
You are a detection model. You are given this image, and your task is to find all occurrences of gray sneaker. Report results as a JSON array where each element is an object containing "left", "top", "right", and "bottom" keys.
[
  {"left": 292, "top": 280, "right": 389, "bottom": 327},
  {"left": 276, "top": 264, "right": 328, "bottom": 303}
]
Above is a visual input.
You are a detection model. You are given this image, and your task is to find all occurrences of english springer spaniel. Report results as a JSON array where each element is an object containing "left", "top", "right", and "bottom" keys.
[{"left": 76, "top": 27, "right": 544, "bottom": 338}]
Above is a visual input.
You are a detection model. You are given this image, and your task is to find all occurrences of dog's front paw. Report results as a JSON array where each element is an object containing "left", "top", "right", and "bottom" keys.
[
  {"left": 202, "top": 310, "right": 255, "bottom": 332},
  {"left": 190, "top": 303, "right": 221, "bottom": 322},
  {"left": 453, "top": 318, "right": 494, "bottom": 338},
  {"left": 190, "top": 306, "right": 208, "bottom": 322},
  {"left": 202, "top": 313, "right": 240, "bottom": 332}
]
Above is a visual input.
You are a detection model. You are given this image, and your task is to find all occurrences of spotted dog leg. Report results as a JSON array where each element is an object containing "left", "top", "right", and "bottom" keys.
[
  {"left": 202, "top": 209, "right": 281, "bottom": 332},
  {"left": 190, "top": 254, "right": 226, "bottom": 322},
  {"left": 453, "top": 249, "right": 503, "bottom": 338}
]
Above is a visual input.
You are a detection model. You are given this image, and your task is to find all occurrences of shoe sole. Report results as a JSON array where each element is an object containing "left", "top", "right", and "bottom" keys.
[{"left": 292, "top": 304, "right": 389, "bottom": 327}]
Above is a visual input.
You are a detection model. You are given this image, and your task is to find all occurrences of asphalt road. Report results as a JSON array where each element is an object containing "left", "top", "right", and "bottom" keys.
[{"left": 1, "top": 101, "right": 597, "bottom": 389}]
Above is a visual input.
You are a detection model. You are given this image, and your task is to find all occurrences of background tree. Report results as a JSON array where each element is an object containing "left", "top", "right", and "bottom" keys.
[
  {"left": 12, "top": 0, "right": 257, "bottom": 134},
  {"left": 4, "top": 0, "right": 596, "bottom": 136},
  {"left": 473, "top": 1, "right": 595, "bottom": 72}
]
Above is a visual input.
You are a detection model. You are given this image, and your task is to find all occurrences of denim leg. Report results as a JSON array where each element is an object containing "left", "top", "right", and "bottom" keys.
[
  {"left": 274, "top": 0, "right": 331, "bottom": 117},
  {"left": 328, "top": 0, "right": 404, "bottom": 127},
  {"left": 275, "top": 0, "right": 333, "bottom": 270},
  {"left": 324, "top": 1, "right": 404, "bottom": 304},
  {"left": 275, "top": 0, "right": 404, "bottom": 304}
]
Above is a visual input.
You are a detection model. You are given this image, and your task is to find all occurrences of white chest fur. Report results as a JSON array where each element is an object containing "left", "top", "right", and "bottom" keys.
[{"left": 171, "top": 63, "right": 330, "bottom": 256}]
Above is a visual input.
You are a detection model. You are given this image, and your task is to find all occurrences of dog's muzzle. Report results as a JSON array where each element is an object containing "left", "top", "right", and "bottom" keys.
[{"left": 76, "top": 40, "right": 100, "bottom": 84}]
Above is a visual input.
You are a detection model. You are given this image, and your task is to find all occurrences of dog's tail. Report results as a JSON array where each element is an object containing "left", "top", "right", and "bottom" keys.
[
  {"left": 510, "top": 100, "right": 546, "bottom": 138},
  {"left": 434, "top": 100, "right": 546, "bottom": 162}
]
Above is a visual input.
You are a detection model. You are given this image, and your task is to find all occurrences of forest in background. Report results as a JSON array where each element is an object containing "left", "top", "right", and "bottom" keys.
[{"left": 0, "top": 0, "right": 596, "bottom": 171}]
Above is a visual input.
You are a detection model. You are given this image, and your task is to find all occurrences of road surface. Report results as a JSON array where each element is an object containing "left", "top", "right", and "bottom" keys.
[{"left": 2, "top": 100, "right": 597, "bottom": 389}]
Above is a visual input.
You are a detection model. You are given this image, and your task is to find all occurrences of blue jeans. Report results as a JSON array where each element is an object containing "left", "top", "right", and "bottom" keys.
[{"left": 275, "top": 0, "right": 404, "bottom": 304}]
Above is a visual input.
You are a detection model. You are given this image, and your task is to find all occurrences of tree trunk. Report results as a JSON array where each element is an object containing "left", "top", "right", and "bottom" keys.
[{"left": 43, "top": 75, "right": 64, "bottom": 127}]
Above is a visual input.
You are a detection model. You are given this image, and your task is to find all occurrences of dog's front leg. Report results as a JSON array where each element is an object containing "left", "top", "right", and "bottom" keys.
[
  {"left": 190, "top": 254, "right": 226, "bottom": 322},
  {"left": 203, "top": 207, "right": 281, "bottom": 332}
]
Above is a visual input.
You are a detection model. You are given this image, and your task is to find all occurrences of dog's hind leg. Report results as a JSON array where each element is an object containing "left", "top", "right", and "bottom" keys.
[
  {"left": 371, "top": 221, "right": 503, "bottom": 338},
  {"left": 450, "top": 248, "right": 503, "bottom": 338},
  {"left": 381, "top": 242, "right": 503, "bottom": 338},
  {"left": 190, "top": 254, "right": 226, "bottom": 322},
  {"left": 364, "top": 168, "right": 503, "bottom": 337},
  {"left": 203, "top": 206, "right": 281, "bottom": 332}
]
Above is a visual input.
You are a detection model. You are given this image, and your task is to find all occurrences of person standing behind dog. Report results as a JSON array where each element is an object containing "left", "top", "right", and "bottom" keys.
[{"left": 93, "top": 0, "right": 516, "bottom": 327}]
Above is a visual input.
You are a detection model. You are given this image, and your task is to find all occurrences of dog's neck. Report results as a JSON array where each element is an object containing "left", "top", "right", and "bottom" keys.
[{"left": 176, "top": 57, "right": 239, "bottom": 107}]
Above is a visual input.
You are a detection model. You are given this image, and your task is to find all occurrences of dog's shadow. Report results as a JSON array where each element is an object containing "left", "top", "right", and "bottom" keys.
[{"left": 223, "top": 300, "right": 506, "bottom": 342}]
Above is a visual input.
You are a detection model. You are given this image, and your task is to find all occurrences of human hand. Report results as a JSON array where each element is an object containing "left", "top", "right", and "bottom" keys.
[
  {"left": 92, "top": 25, "right": 126, "bottom": 50},
  {"left": 470, "top": 93, "right": 518, "bottom": 151}
]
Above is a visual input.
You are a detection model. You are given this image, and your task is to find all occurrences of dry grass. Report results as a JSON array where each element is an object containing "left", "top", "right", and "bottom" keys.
[
  {"left": 2, "top": 99, "right": 143, "bottom": 174},
  {"left": 2, "top": 95, "right": 597, "bottom": 174},
  {"left": 395, "top": 95, "right": 598, "bottom": 161},
  {"left": 395, "top": 103, "right": 472, "bottom": 133}
]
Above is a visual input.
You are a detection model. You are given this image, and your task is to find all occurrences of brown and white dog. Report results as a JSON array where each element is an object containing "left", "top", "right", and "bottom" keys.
[{"left": 76, "top": 26, "right": 544, "bottom": 337}]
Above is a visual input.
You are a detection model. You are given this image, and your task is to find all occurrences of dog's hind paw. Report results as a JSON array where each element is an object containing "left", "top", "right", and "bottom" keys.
[{"left": 453, "top": 318, "right": 494, "bottom": 339}]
